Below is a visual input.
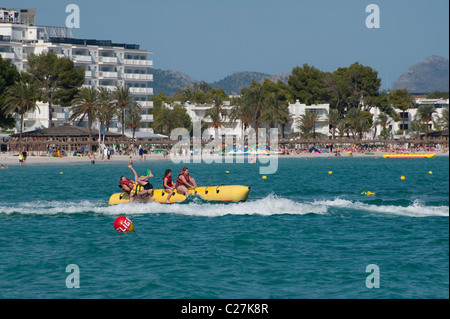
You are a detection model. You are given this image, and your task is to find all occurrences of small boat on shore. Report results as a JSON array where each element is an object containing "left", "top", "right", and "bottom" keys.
[
  {"left": 108, "top": 185, "right": 251, "bottom": 205},
  {"left": 382, "top": 153, "right": 436, "bottom": 159}
]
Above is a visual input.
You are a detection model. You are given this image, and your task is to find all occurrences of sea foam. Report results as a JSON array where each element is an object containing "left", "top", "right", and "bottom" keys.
[{"left": 0, "top": 195, "right": 448, "bottom": 218}]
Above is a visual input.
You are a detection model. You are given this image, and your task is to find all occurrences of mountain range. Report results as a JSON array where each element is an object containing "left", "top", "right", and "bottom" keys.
[
  {"left": 152, "top": 55, "right": 449, "bottom": 97},
  {"left": 390, "top": 55, "right": 449, "bottom": 93}
]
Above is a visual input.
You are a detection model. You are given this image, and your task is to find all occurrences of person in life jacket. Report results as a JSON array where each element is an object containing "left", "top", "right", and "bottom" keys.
[
  {"left": 163, "top": 169, "right": 175, "bottom": 203},
  {"left": 175, "top": 167, "right": 197, "bottom": 198},
  {"left": 118, "top": 164, "right": 154, "bottom": 201}
]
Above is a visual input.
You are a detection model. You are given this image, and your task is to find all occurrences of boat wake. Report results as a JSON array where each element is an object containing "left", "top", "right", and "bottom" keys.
[{"left": 0, "top": 195, "right": 448, "bottom": 218}]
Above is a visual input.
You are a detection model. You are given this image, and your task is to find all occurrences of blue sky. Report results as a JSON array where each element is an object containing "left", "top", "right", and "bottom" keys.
[{"left": 4, "top": 0, "right": 449, "bottom": 89}]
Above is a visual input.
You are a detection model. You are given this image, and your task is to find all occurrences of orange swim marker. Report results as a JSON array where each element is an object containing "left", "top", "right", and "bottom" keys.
[{"left": 114, "top": 216, "right": 135, "bottom": 233}]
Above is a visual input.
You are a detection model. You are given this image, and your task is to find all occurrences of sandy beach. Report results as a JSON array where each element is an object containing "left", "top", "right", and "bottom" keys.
[{"left": 0, "top": 150, "right": 447, "bottom": 166}]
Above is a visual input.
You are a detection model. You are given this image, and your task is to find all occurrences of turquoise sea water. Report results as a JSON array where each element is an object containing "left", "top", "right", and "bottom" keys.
[{"left": 0, "top": 156, "right": 448, "bottom": 299}]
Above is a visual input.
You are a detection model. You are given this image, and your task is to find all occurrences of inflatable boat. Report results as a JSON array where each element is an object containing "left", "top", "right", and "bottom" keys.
[
  {"left": 382, "top": 153, "right": 436, "bottom": 159},
  {"left": 108, "top": 185, "right": 251, "bottom": 205}
]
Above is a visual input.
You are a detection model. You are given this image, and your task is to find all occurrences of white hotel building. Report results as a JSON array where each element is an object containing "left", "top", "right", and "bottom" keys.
[{"left": 0, "top": 8, "right": 153, "bottom": 134}]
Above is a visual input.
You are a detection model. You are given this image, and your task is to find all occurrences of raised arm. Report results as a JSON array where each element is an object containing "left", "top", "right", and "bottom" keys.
[{"left": 128, "top": 164, "right": 139, "bottom": 182}]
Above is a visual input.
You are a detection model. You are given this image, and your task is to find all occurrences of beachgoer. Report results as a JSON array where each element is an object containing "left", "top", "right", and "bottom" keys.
[
  {"left": 90, "top": 152, "right": 95, "bottom": 164},
  {"left": 19, "top": 153, "right": 24, "bottom": 165},
  {"left": 175, "top": 167, "right": 197, "bottom": 198},
  {"left": 0, "top": 164, "right": 6, "bottom": 169},
  {"left": 163, "top": 169, "right": 175, "bottom": 203},
  {"left": 22, "top": 150, "right": 27, "bottom": 165}
]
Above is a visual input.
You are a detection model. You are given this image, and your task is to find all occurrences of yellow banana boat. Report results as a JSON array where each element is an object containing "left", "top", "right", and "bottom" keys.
[
  {"left": 383, "top": 153, "right": 436, "bottom": 158},
  {"left": 108, "top": 185, "right": 251, "bottom": 205}
]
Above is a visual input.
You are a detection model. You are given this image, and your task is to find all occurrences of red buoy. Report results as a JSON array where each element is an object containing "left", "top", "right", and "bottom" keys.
[{"left": 114, "top": 216, "right": 135, "bottom": 233}]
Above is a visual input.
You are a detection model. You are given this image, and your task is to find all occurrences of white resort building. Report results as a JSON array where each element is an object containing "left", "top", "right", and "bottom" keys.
[
  {"left": 287, "top": 100, "right": 330, "bottom": 137},
  {"left": 371, "top": 98, "right": 449, "bottom": 139},
  {"left": 0, "top": 8, "right": 153, "bottom": 135}
]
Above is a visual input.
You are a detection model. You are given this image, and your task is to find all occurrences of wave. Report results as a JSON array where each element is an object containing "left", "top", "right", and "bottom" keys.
[{"left": 0, "top": 195, "right": 448, "bottom": 218}]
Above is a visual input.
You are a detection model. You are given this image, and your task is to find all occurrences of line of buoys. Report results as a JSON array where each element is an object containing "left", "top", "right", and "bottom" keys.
[{"left": 114, "top": 216, "right": 135, "bottom": 233}]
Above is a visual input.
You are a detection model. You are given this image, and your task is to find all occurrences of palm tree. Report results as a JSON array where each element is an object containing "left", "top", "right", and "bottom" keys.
[
  {"left": 229, "top": 96, "right": 252, "bottom": 132},
  {"left": 261, "top": 93, "right": 291, "bottom": 139},
  {"left": 212, "top": 93, "right": 227, "bottom": 119},
  {"left": 183, "top": 87, "right": 195, "bottom": 102},
  {"left": 414, "top": 104, "right": 437, "bottom": 138},
  {"left": 125, "top": 108, "right": 142, "bottom": 141},
  {"left": 113, "top": 85, "right": 140, "bottom": 136},
  {"left": 2, "top": 80, "right": 38, "bottom": 142},
  {"left": 240, "top": 84, "right": 266, "bottom": 145},
  {"left": 68, "top": 87, "right": 98, "bottom": 147},
  {"left": 325, "top": 108, "right": 341, "bottom": 139},
  {"left": 153, "top": 105, "right": 189, "bottom": 139},
  {"left": 96, "top": 87, "right": 115, "bottom": 145},
  {"left": 375, "top": 112, "right": 391, "bottom": 139},
  {"left": 439, "top": 107, "right": 449, "bottom": 130},
  {"left": 337, "top": 120, "right": 347, "bottom": 138},
  {"left": 297, "top": 110, "right": 319, "bottom": 138},
  {"left": 345, "top": 107, "right": 367, "bottom": 138},
  {"left": 203, "top": 94, "right": 228, "bottom": 140}
]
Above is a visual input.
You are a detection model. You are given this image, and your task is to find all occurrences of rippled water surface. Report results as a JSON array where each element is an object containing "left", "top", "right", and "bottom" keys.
[{"left": 0, "top": 156, "right": 448, "bottom": 298}]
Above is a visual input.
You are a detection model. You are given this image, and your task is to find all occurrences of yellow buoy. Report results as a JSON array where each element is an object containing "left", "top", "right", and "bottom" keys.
[
  {"left": 400, "top": 176, "right": 405, "bottom": 180},
  {"left": 428, "top": 171, "right": 432, "bottom": 174},
  {"left": 60, "top": 172, "right": 63, "bottom": 175},
  {"left": 226, "top": 171, "right": 229, "bottom": 174},
  {"left": 262, "top": 176, "right": 267, "bottom": 179},
  {"left": 328, "top": 171, "right": 333, "bottom": 174}
]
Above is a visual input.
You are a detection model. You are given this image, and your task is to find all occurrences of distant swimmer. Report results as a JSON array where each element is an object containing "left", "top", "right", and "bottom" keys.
[
  {"left": 250, "top": 155, "right": 257, "bottom": 164},
  {"left": 163, "top": 169, "right": 175, "bottom": 203},
  {"left": 175, "top": 167, "right": 197, "bottom": 198},
  {"left": 0, "top": 164, "right": 8, "bottom": 169}
]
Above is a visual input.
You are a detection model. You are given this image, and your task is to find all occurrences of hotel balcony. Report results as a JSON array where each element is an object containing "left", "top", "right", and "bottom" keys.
[
  {"left": 129, "top": 87, "right": 153, "bottom": 95},
  {"left": 98, "top": 85, "right": 117, "bottom": 91},
  {"left": 0, "top": 52, "right": 15, "bottom": 59},
  {"left": 53, "top": 112, "right": 67, "bottom": 120},
  {"left": 99, "top": 56, "right": 118, "bottom": 64},
  {"left": 121, "top": 73, "right": 153, "bottom": 81},
  {"left": 98, "top": 71, "right": 118, "bottom": 78},
  {"left": 123, "top": 59, "right": 153, "bottom": 67},
  {"left": 73, "top": 54, "right": 92, "bottom": 62},
  {"left": 140, "top": 114, "right": 153, "bottom": 122},
  {"left": 138, "top": 101, "right": 153, "bottom": 108}
]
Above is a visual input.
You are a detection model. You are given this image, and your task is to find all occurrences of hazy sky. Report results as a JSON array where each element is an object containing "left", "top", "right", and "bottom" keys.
[{"left": 4, "top": 0, "right": 449, "bottom": 89}]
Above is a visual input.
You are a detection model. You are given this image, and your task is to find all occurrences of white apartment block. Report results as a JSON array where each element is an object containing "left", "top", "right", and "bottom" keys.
[
  {"left": 287, "top": 100, "right": 330, "bottom": 137},
  {"left": 371, "top": 98, "right": 449, "bottom": 139},
  {"left": 168, "top": 100, "right": 331, "bottom": 140},
  {"left": 0, "top": 8, "right": 153, "bottom": 134}
]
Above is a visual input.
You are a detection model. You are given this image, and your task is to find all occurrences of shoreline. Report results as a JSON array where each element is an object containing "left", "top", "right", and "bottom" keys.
[{"left": 1, "top": 151, "right": 448, "bottom": 166}]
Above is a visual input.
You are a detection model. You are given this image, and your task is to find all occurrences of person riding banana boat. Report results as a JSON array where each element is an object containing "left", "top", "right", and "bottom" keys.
[
  {"left": 118, "top": 164, "right": 154, "bottom": 202},
  {"left": 175, "top": 167, "right": 197, "bottom": 199}
]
